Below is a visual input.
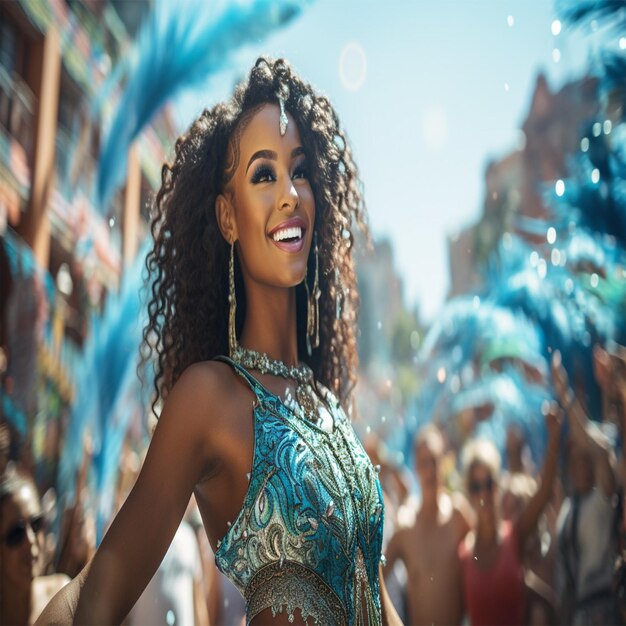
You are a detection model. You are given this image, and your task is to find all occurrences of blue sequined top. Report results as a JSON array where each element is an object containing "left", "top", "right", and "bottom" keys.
[{"left": 213, "top": 357, "right": 385, "bottom": 626}]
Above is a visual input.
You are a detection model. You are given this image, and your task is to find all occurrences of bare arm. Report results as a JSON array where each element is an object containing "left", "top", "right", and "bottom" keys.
[
  {"left": 569, "top": 400, "right": 616, "bottom": 496},
  {"left": 38, "top": 364, "right": 218, "bottom": 625},
  {"left": 75, "top": 364, "right": 217, "bottom": 624},
  {"left": 515, "top": 402, "right": 562, "bottom": 550},
  {"left": 193, "top": 572, "right": 210, "bottom": 626},
  {"left": 552, "top": 350, "right": 616, "bottom": 497},
  {"left": 451, "top": 491, "right": 473, "bottom": 539},
  {"left": 382, "top": 528, "right": 405, "bottom": 579},
  {"left": 379, "top": 562, "right": 404, "bottom": 626}
]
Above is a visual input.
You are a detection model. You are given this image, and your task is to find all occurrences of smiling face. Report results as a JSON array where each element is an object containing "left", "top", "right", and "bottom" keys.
[
  {"left": 468, "top": 461, "right": 497, "bottom": 523},
  {"left": 0, "top": 482, "right": 44, "bottom": 588},
  {"left": 217, "top": 103, "right": 315, "bottom": 290}
]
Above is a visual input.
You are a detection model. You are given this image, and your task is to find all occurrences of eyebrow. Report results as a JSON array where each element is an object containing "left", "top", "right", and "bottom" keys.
[{"left": 245, "top": 147, "right": 306, "bottom": 174}]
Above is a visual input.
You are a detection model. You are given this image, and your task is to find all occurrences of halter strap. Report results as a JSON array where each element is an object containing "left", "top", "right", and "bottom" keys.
[{"left": 214, "top": 355, "right": 266, "bottom": 400}]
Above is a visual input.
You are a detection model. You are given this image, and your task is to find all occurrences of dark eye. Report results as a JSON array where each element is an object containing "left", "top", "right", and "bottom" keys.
[
  {"left": 292, "top": 161, "right": 308, "bottom": 180},
  {"left": 251, "top": 164, "right": 275, "bottom": 184},
  {"left": 31, "top": 515, "right": 44, "bottom": 534}
]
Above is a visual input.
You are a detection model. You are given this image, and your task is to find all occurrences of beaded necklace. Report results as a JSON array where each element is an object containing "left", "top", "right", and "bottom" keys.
[{"left": 231, "top": 344, "right": 326, "bottom": 425}]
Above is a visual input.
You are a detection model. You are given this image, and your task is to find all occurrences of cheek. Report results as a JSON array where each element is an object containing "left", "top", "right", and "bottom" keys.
[
  {"left": 1, "top": 544, "right": 23, "bottom": 572},
  {"left": 298, "top": 182, "right": 315, "bottom": 205},
  {"left": 237, "top": 193, "right": 273, "bottom": 235},
  {"left": 300, "top": 186, "right": 316, "bottom": 221},
  {"left": 234, "top": 207, "right": 272, "bottom": 270}
]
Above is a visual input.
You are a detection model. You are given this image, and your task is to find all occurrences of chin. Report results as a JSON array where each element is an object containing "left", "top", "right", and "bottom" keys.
[{"left": 279, "top": 264, "right": 308, "bottom": 288}]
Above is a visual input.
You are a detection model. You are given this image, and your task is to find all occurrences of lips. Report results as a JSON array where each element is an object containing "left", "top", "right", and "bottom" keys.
[{"left": 268, "top": 216, "right": 307, "bottom": 253}]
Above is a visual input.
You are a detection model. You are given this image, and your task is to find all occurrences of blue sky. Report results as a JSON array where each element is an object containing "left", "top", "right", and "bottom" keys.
[{"left": 175, "top": 0, "right": 594, "bottom": 322}]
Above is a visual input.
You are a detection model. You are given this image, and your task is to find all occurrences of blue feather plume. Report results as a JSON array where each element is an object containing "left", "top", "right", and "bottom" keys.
[
  {"left": 57, "top": 241, "right": 153, "bottom": 540},
  {"left": 97, "top": 0, "right": 309, "bottom": 209}
]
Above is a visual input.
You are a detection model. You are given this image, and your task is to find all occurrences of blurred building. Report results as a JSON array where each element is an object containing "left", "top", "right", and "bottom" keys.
[
  {"left": 356, "top": 236, "right": 423, "bottom": 447},
  {"left": 448, "top": 73, "right": 599, "bottom": 297},
  {"left": 0, "top": 0, "right": 176, "bottom": 483},
  {"left": 356, "top": 237, "right": 405, "bottom": 368}
]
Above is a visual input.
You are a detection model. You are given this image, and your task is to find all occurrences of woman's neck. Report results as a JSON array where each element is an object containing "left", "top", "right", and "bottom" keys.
[
  {"left": 420, "top": 487, "right": 440, "bottom": 518},
  {"left": 476, "top": 516, "right": 498, "bottom": 545},
  {"left": 239, "top": 283, "right": 299, "bottom": 366}
]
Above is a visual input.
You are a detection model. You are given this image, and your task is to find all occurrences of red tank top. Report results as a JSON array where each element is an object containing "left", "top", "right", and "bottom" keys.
[{"left": 459, "top": 521, "right": 525, "bottom": 625}]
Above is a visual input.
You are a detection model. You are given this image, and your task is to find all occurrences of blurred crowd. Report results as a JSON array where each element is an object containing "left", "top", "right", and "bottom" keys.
[
  {"left": 1, "top": 414, "right": 250, "bottom": 626},
  {"left": 1, "top": 0, "right": 625, "bottom": 623},
  {"left": 374, "top": 344, "right": 626, "bottom": 626},
  {"left": 0, "top": 422, "right": 244, "bottom": 625},
  {"left": 1, "top": 342, "right": 624, "bottom": 625}
]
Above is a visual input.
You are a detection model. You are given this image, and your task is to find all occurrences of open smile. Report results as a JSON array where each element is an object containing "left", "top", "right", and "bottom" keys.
[{"left": 268, "top": 217, "right": 307, "bottom": 253}]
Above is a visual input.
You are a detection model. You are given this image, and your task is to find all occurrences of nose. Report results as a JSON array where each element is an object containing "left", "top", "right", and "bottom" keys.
[
  {"left": 25, "top": 524, "right": 40, "bottom": 556},
  {"left": 278, "top": 175, "right": 298, "bottom": 212}
]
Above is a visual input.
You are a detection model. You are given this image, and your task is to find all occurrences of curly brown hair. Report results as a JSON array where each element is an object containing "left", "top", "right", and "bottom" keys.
[{"left": 142, "top": 57, "right": 368, "bottom": 417}]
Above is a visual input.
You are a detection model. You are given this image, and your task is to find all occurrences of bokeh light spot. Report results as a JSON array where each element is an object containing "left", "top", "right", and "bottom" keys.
[{"left": 338, "top": 42, "right": 367, "bottom": 92}]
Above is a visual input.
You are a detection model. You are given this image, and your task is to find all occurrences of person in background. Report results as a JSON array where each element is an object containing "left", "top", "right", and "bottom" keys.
[
  {"left": 0, "top": 471, "right": 69, "bottom": 624},
  {"left": 56, "top": 434, "right": 95, "bottom": 579},
  {"left": 459, "top": 398, "right": 561, "bottom": 626},
  {"left": 0, "top": 422, "right": 10, "bottom": 475},
  {"left": 500, "top": 472, "right": 559, "bottom": 625},
  {"left": 364, "top": 434, "right": 411, "bottom": 546},
  {"left": 127, "top": 518, "right": 209, "bottom": 626},
  {"left": 594, "top": 342, "right": 626, "bottom": 623},
  {"left": 505, "top": 424, "right": 535, "bottom": 477},
  {"left": 385, "top": 424, "right": 472, "bottom": 625},
  {"left": 186, "top": 496, "right": 228, "bottom": 626},
  {"left": 552, "top": 349, "right": 618, "bottom": 625},
  {"left": 0, "top": 238, "right": 13, "bottom": 403}
]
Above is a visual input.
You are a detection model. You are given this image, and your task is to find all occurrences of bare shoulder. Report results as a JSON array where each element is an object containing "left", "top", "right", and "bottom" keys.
[
  {"left": 161, "top": 360, "right": 245, "bottom": 432},
  {"left": 34, "top": 573, "right": 71, "bottom": 596},
  {"left": 168, "top": 359, "right": 235, "bottom": 401}
]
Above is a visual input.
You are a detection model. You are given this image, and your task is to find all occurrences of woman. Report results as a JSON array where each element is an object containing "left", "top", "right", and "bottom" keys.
[
  {"left": 552, "top": 349, "right": 618, "bottom": 625},
  {"left": 0, "top": 471, "right": 69, "bottom": 624},
  {"left": 458, "top": 400, "right": 561, "bottom": 626},
  {"left": 37, "top": 58, "right": 402, "bottom": 626}
]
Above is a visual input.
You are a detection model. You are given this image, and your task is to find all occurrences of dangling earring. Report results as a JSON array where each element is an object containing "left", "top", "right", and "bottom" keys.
[
  {"left": 228, "top": 241, "right": 237, "bottom": 357},
  {"left": 305, "top": 232, "right": 320, "bottom": 356}
]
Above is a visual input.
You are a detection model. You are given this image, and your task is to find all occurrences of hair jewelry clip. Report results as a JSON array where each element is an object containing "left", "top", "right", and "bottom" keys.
[{"left": 276, "top": 83, "right": 290, "bottom": 136}]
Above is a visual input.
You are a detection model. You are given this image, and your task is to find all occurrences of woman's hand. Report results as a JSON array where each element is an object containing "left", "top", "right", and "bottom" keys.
[
  {"left": 515, "top": 400, "right": 562, "bottom": 550},
  {"left": 594, "top": 343, "right": 626, "bottom": 427},
  {"left": 551, "top": 350, "right": 574, "bottom": 411},
  {"left": 545, "top": 400, "right": 563, "bottom": 443},
  {"left": 551, "top": 349, "right": 616, "bottom": 497}
]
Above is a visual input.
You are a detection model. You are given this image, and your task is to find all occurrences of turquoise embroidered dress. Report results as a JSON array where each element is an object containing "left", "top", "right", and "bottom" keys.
[{"left": 214, "top": 357, "right": 385, "bottom": 625}]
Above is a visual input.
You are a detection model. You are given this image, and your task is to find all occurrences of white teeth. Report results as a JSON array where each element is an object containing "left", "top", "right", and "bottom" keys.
[{"left": 272, "top": 226, "right": 302, "bottom": 242}]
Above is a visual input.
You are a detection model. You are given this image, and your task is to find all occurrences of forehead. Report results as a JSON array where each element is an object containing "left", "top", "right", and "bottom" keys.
[
  {"left": 469, "top": 461, "right": 492, "bottom": 479},
  {"left": 0, "top": 484, "right": 40, "bottom": 531},
  {"left": 237, "top": 103, "right": 303, "bottom": 158},
  {"left": 416, "top": 441, "right": 439, "bottom": 462}
]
